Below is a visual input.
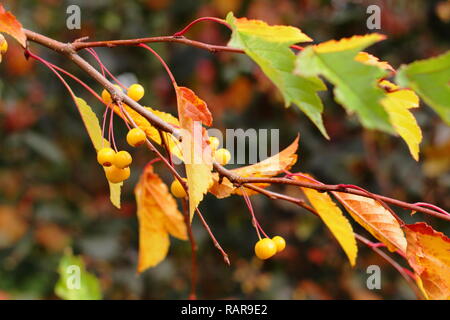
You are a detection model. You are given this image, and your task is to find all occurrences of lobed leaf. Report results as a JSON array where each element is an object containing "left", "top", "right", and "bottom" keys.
[
  {"left": 396, "top": 50, "right": 450, "bottom": 125},
  {"left": 404, "top": 223, "right": 450, "bottom": 300},
  {"left": 297, "top": 174, "right": 358, "bottom": 266},
  {"left": 295, "top": 34, "right": 393, "bottom": 133},
  {"left": 332, "top": 192, "right": 407, "bottom": 254},
  {"left": 226, "top": 12, "right": 329, "bottom": 138},
  {"left": 135, "top": 165, "right": 187, "bottom": 272}
]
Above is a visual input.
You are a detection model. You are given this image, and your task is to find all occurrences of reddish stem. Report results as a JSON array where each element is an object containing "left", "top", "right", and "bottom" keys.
[
  {"left": 241, "top": 188, "right": 269, "bottom": 239},
  {"left": 291, "top": 44, "right": 304, "bottom": 51},
  {"left": 85, "top": 48, "right": 127, "bottom": 90},
  {"left": 173, "top": 17, "right": 231, "bottom": 37},
  {"left": 413, "top": 202, "right": 450, "bottom": 216},
  {"left": 139, "top": 43, "right": 177, "bottom": 88}
]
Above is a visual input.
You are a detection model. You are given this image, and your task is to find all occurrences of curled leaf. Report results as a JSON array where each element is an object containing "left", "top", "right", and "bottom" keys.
[
  {"left": 175, "top": 86, "right": 214, "bottom": 221},
  {"left": 404, "top": 223, "right": 450, "bottom": 300},
  {"left": 135, "top": 165, "right": 187, "bottom": 272},
  {"left": 0, "top": 4, "right": 27, "bottom": 48},
  {"left": 209, "top": 136, "right": 299, "bottom": 198}
]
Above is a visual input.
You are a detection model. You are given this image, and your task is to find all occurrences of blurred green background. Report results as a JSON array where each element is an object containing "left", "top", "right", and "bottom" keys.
[{"left": 0, "top": 0, "right": 449, "bottom": 300}]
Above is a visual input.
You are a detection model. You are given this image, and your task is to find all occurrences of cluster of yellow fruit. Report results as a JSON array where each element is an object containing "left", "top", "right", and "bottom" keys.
[
  {"left": 97, "top": 84, "right": 147, "bottom": 183},
  {"left": 97, "top": 128, "right": 146, "bottom": 183},
  {"left": 254, "top": 236, "right": 286, "bottom": 260},
  {"left": 209, "top": 136, "right": 231, "bottom": 165}
]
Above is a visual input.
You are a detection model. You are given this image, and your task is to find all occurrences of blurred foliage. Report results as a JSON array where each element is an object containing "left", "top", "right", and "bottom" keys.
[{"left": 0, "top": 0, "right": 449, "bottom": 300}]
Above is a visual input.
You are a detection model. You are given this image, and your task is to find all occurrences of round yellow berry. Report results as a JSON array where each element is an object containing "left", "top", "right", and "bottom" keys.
[
  {"left": 170, "top": 179, "right": 187, "bottom": 198},
  {"left": 254, "top": 238, "right": 277, "bottom": 260},
  {"left": 0, "top": 37, "right": 8, "bottom": 54},
  {"left": 113, "top": 150, "right": 132, "bottom": 169},
  {"left": 105, "top": 165, "right": 130, "bottom": 183},
  {"left": 272, "top": 236, "right": 286, "bottom": 253},
  {"left": 127, "top": 84, "right": 145, "bottom": 101},
  {"left": 101, "top": 84, "right": 122, "bottom": 104},
  {"left": 127, "top": 128, "right": 146, "bottom": 147},
  {"left": 97, "top": 148, "right": 116, "bottom": 167},
  {"left": 214, "top": 148, "right": 231, "bottom": 165},
  {"left": 208, "top": 136, "right": 220, "bottom": 151}
]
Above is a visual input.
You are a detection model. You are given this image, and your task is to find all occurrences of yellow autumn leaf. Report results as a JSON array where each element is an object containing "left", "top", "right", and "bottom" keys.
[
  {"left": 135, "top": 164, "right": 187, "bottom": 272},
  {"left": 332, "top": 192, "right": 407, "bottom": 254},
  {"left": 404, "top": 222, "right": 450, "bottom": 300},
  {"left": 75, "top": 98, "right": 122, "bottom": 208},
  {"left": 175, "top": 86, "right": 214, "bottom": 221},
  {"left": 231, "top": 14, "right": 312, "bottom": 44},
  {"left": 297, "top": 174, "right": 358, "bottom": 266},
  {"left": 114, "top": 104, "right": 183, "bottom": 160},
  {"left": 380, "top": 80, "right": 422, "bottom": 161},
  {"left": 314, "top": 34, "right": 386, "bottom": 53},
  {"left": 209, "top": 136, "right": 299, "bottom": 198}
]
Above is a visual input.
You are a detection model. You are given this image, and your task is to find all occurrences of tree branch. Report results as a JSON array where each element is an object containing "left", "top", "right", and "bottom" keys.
[{"left": 22, "top": 28, "right": 450, "bottom": 223}]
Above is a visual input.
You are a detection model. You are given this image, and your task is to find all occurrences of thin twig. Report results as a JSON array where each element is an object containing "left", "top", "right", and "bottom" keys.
[
  {"left": 182, "top": 198, "right": 198, "bottom": 300},
  {"left": 196, "top": 208, "right": 230, "bottom": 266}
]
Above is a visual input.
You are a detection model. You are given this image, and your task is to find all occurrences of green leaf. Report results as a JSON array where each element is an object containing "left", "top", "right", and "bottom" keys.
[
  {"left": 226, "top": 12, "right": 329, "bottom": 138},
  {"left": 396, "top": 50, "right": 450, "bottom": 125},
  {"left": 295, "top": 34, "right": 393, "bottom": 133},
  {"left": 55, "top": 250, "right": 102, "bottom": 300},
  {"left": 74, "top": 97, "right": 122, "bottom": 208}
]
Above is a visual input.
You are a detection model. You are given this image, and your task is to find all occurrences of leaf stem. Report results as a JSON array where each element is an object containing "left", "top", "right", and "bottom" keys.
[{"left": 173, "top": 17, "right": 231, "bottom": 37}]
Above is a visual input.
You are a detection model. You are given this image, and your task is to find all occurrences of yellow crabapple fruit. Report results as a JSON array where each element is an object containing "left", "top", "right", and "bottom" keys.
[
  {"left": 126, "top": 128, "right": 146, "bottom": 147},
  {"left": 105, "top": 165, "right": 130, "bottom": 183},
  {"left": 254, "top": 238, "right": 277, "bottom": 260},
  {"left": 113, "top": 150, "right": 132, "bottom": 169},
  {"left": 97, "top": 148, "right": 116, "bottom": 167}
]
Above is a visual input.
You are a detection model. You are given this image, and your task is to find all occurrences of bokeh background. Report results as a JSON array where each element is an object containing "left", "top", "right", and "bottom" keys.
[{"left": 0, "top": 0, "right": 449, "bottom": 300}]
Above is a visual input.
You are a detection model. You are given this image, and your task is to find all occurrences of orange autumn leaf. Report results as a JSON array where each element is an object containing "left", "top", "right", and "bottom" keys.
[
  {"left": 296, "top": 174, "right": 357, "bottom": 266},
  {"left": 332, "top": 192, "right": 407, "bottom": 254},
  {"left": 135, "top": 165, "right": 187, "bottom": 272},
  {"left": 175, "top": 86, "right": 214, "bottom": 221},
  {"left": 209, "top": 136, "right": 299, "bottom": 198},
  {"left": 404, "top": 223, "right": 450, "bottom": 300},
  {"left": 0, "top": 4, "right": 26, "bottom": 47}
]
